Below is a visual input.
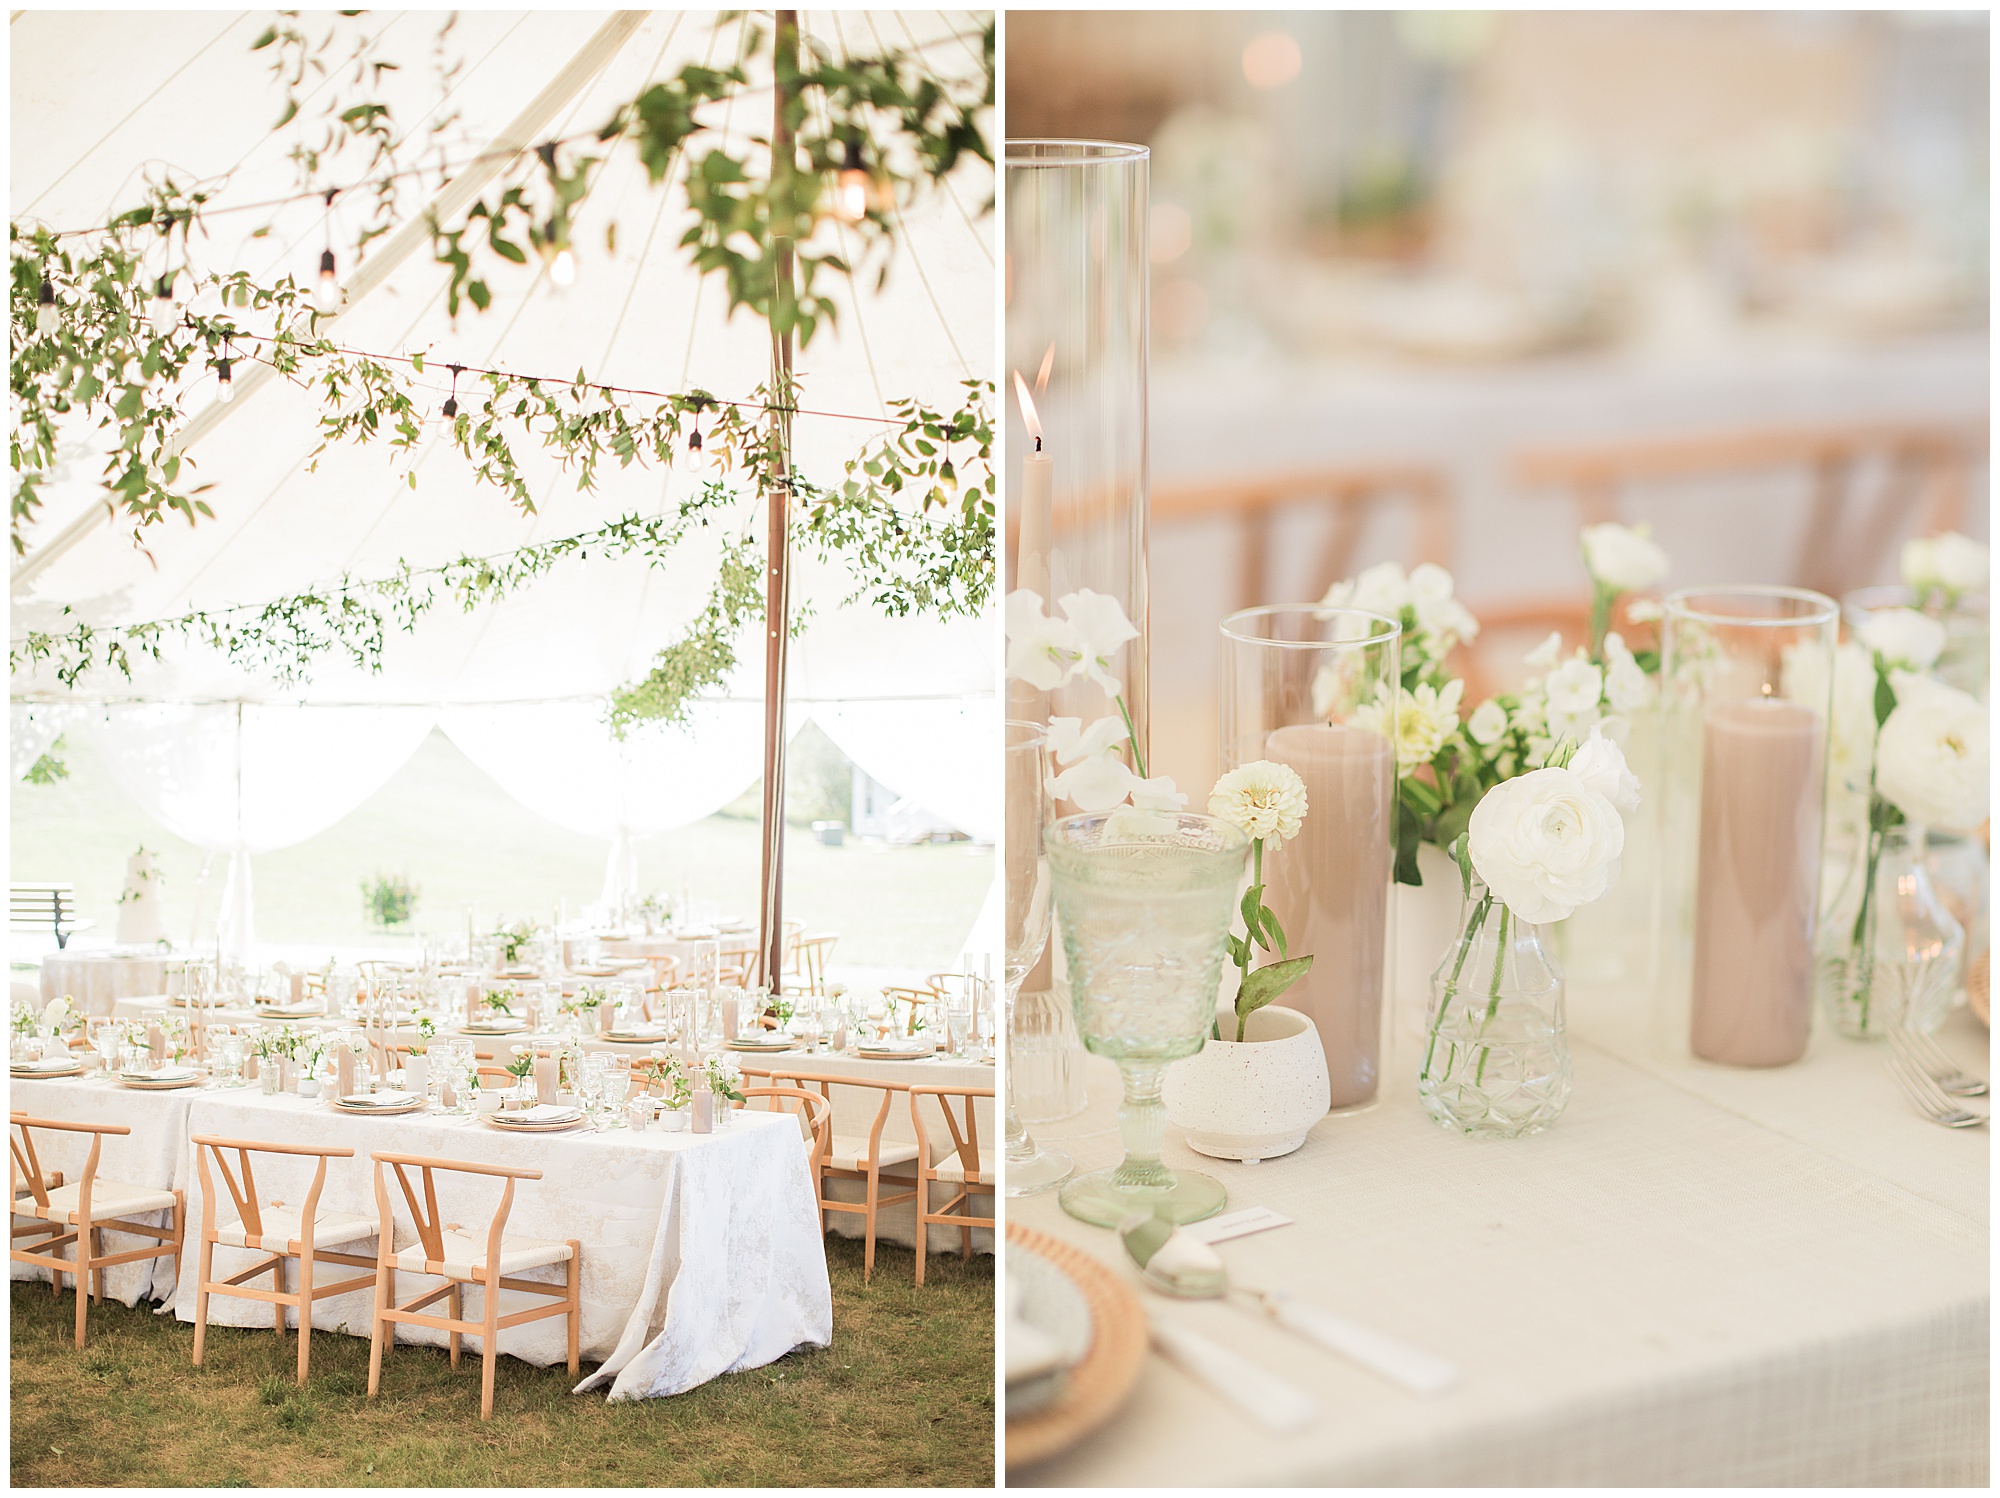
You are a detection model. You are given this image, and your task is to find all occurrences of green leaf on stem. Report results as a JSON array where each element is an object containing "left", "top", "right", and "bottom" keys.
[{"left": 1235, "top": 956, "right": 1314, "bottom": 1034}]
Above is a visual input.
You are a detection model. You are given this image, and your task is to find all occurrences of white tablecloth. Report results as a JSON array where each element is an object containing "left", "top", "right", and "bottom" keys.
[
  {"left": 42, "top": 952, "right": 180, "bottom": 1014},
  {"left": 9, "top": 1075, "right": 832, "bottom": 1401},
  {"left": 1007, "top": 996, "right": 1989, "bottom": 1485}
]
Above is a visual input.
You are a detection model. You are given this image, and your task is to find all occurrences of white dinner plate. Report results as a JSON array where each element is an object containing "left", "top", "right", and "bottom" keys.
[{"left": 461, "top": 1018, "right": 528, "bottom": 1034}]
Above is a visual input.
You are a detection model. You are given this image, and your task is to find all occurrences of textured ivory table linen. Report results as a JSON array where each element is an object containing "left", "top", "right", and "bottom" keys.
[
  {"left": 1007, "top": 995, "right": 1989, "bottom": 1486},
  {"left": 43, "top": 952, "right": 178, "bottom": 1014},
  {"left": 9, "top": 1076, "right": 831, "bottom": 1400}
]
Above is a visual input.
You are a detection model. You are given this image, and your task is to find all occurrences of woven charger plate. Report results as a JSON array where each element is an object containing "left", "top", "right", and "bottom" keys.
[{"left": 1005, "top": 1222, "right": 1147, "bottom": 1471}]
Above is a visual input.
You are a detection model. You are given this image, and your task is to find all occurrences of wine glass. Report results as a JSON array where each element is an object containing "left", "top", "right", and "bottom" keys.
[
  {"left": 1048, "top": 809, "right": 1249, "bottom": 1227},
  {"left": 1004, "top": 721, "right": 1073, "bottom": 1196}
]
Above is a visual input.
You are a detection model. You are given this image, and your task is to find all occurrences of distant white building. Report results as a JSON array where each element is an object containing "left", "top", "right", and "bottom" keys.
[{"left": 848, "top": 765, "right": 967, "bottom": 845}]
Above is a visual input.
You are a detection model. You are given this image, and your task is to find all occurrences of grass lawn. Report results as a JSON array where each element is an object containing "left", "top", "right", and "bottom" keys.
[{"left": 9, "top": 1234, "right": 993, "bottom": 1488}]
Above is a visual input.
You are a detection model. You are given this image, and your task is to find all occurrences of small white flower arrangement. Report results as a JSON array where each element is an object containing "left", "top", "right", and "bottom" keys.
[
  {"left": 406, "top": 1016, "right": 437, "bottom": 1057},
  {"left": 1206, "top": 760, "right": 1315, "bottom": 1041},
  {"left": 40, "top": 995, "right": 80, "bottom": 1040},
  {"left": 1902, "top": 530, "right": 1989, "bottom": 608},
  {"left": 703, "top": 1052, "right": 744, "bottom": 1104},
  {"left": 649, "top": 1048, "right": 694, "bottom": 1109}
]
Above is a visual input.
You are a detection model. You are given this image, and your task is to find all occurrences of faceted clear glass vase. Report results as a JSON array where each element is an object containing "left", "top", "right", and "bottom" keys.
[
  {"left": 1417, "top": 872, "right": 1572, "bottom": 1139},
  {"left": 1816, "top": 823, "right": 1966, "bottom": 1038}
]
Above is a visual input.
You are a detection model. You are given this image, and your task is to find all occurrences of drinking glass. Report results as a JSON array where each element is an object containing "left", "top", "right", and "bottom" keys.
[
  {"left": 1004, "top": 722, "right": 1073, "bottom": 1196},
  {"left": 213, "top": 1033, "right": 246, "bottom": 1088},
  {"left": 1048, "top": 810, "right": 1249, "bottom": 1227}
]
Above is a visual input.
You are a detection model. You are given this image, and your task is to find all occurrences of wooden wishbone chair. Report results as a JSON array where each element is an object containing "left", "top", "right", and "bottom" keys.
[
  {"left": 908, "top": 1086, "right": 996, "bottom": 1286},
  {"left": 190, "top": 1136, "right": 378, "bottom": 1384},
  {"left": 10, "top": 1113, "right": 184, "bottom": 1348},
  {"left": 772, "top": 1072, "right": 919, "bottom": 1282},
  {"left": 366, "top": 1151, "right": 580, "bottom": 1420}
]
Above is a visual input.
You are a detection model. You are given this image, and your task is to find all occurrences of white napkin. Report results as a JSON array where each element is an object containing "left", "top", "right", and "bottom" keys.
[
  {"left": 494, "top": 1103, "right": 582, "bottom": 1124},
  {"left": 342, "top": 1090, "right": 416, "bottom": 1108}
]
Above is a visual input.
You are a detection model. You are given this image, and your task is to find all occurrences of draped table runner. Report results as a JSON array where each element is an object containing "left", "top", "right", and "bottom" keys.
[
  {"left": 9, "top": 1076, "right": 832, "bottom": 1401},
  {"left": 1008, "top": 997, "right": 1989, "bottom": 1486}
]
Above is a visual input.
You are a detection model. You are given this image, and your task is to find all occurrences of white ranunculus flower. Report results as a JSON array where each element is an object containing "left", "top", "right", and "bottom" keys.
[
  {"left": 1524, "top": 631, "right": 1563, "bottom": 672},
  {"left": 1058, "top": 589, "right": 1140, "bottom": 698},
  {"left": 1856, "top": 607, "right": 1947, "bottom": 670},
  {"left": 1875, "top": 673, "right": 1989, "bottom": 830},
  {"left": 1358, "top": 678, "right": 1464, "bottom": 771},
  {"left": 1005, "top": 589, "right": 1080, "bottom": 690},
  {"left": 1466, "top": 698, "right": 1509, "bottom": 747},
  {"left": 1208, "top": 760, "right": 1309, "bottom": 845},
  {"left": 1581, "top": 522, "right": 1670, "bottom": 593},
  {"left": 1467, "top": 767, "right": 1626, "bottom": 924},
  {"left": 1543, "top": 656, "right": 1604, "bottom": 717},
  {"left": 1904, "top": 531, "right": 1989, "bottom": 598},
  {"left": 1568, "top": 723, "right": 1641, "bottom": 817}
]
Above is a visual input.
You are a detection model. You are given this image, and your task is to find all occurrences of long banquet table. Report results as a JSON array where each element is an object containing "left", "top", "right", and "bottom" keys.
[
  {"left": 1007, "top": 989, "right": 1989, "bottom": 1486},
  {"left": 9, "top": 1073, "right": 832, "bottom": 1400},
  {"left": 102, "top": 998, "right": 997, "bottom": 1256}
]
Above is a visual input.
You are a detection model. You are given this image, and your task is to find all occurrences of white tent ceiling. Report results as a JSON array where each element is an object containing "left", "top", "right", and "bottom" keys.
[
  {"left": 10, "top": 9, "right": 996, "bottom": 710},
  {"left": 10, "top": 12, "right": 998, "bottom": 953}
]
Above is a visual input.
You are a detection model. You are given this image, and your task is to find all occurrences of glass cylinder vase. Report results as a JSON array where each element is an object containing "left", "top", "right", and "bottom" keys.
[
  {"left": 1817, "top": 823, "right": 1966, "bottom": 1037},
  {"left": 1657, "top": 587, "right": 1838, "bottom": 1067},
  {"left": 1048, "top": 810, "right": 1248, "bottom": 1227},
  {"left": 1004, "top": 140, "right": 1150, "bottom": 761},
  {"left": 1219, "top": 606, "right": 1401, "bottom": 1113},
  {"left": 1418, "top": 869, "right": 1571, "bottom": 1138}
]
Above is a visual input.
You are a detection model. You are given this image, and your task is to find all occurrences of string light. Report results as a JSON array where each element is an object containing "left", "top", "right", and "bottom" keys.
[
  {"left": 216, "top": 356, "right": 235, "bottom": 404},
  {"left": 149, "top": 273, "right": 179, "bottom": 335},
  {"left": 440, "top": 364, "right": 462, "bottom": 420},
  {"left": 550, "top": 248, "right": 576, "bottom": 287},
  {"left": 35, "top": 278, "right": 57, "bottom": 336},
  {"left": 835, "top": 139, "right": 871, "bottom": 224},
  {"left": 313, "top": 189, "right": 342, "bottom": 315}
]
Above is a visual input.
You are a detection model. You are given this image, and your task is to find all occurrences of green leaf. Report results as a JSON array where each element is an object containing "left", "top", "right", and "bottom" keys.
[
  {"left": 1394, "top": 800, "right": 1424, "bottom": 887},
  {"left": 1873, "top": 665, "right": 1897, "bottom": 727},
  {"left": 1239, "top": 884, "right": 1266, "bottom": 948},
  {"left": 1235, "top": 956, "right": 1314, "bottom": 1020},
  {"left": 1259, "top": 904, "right": 1288, "bottom": 958}
]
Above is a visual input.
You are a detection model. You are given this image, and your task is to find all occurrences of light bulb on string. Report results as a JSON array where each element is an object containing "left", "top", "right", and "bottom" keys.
[
  {"left": 149, "top": 273, "right": 179, "bottom": 336},
  {"left": 313, "top": 188, "right": 342, "bottom": 315},
  {"left": 35, "top": 277, "right": 57, "bottom": 336},
  {"left": 550, "top": 247, "right": 576, "bottom": 287},
  {"left": 835, "top": 139, "right": 871, "bottom": 224},
  {"left": 216, "top": 357, "right": 234, "bottom": 404},
  {"left": 440, "top": 364, "right": 462, "bottom": 421}
]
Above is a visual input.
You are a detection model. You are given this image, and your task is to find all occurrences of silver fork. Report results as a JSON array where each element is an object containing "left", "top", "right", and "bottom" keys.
[
  {"left": 1891, "top": 1027, "right": 1988, "bottom": 1097},
  {"left": 1885, "top": 1046, "right": 1988, "bottom": 1128}
]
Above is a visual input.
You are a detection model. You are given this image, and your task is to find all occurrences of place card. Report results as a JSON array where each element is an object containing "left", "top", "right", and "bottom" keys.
[{"left": 1179, "top": 1206, "right": 1294, "bottom": 1246}]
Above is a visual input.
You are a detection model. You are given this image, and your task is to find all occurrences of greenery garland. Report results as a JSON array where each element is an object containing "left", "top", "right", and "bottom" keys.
[{"left": 9, "top": 11, "right": 994, "bottom": 729}]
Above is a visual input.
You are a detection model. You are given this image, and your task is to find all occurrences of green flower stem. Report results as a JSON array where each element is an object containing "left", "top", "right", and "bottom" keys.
[
  {"left": 1229, "top": 839, "right": 1265, "bottom": 1043},
  {"left": 1472, "top": 906, "right": 1512, "bottom": 1087},
  {"left": 1588, "top": 582, "right": 1615, "bottom": 661},
  {"left": 1421, "top": 891, "right": 1492, "bottom": 1082},
  {"left": 1116, "top": 692, "right": 1147, "bottom": 780}
]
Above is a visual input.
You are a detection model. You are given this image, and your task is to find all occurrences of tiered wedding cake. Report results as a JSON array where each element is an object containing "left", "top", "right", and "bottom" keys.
[{"left": 115, "top": 847, "right": 168, "bottom": 947}]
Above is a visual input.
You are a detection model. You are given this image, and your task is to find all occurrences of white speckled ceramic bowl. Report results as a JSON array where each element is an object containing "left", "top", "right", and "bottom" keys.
[{"left": 1162, "top": 1005, "right": 1330, "bottom": 1163}]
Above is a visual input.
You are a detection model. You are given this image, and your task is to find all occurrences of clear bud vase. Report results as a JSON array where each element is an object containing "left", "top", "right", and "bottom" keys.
[
  {"left": 1816, "top": 823, "right": 1966, "bottom": 1038},
  {"left": 1417, "top": 868, "right": 1571, "bottom": 1139}
]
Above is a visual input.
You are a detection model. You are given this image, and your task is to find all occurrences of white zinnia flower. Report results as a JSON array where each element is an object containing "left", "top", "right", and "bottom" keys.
[
  {"left": 1543, "top": 656, "right": 1605, "bottom": 717},
  {"left": 1568, "top": 723, "right": 1642, "bottom": 817},
  {"left": 1903, "top": 531, "right": 1989, "bottom": 599},
  {"left": 1058, "top": 589, "right": 1139, "bottom": 698},
  {"left": 1005, "top": 589, "right": 1080, "bottom": 690},
  {"left": 1208, "top": 760, "right": 1309, "bottom": 845},
  {"left": 1856, "top": 607, "right": 1946, "bottom": 671},
  {"left": 1467, "top": 767, "right": 1626, "bottom": 924},
  {"left": 1875, "top": 673, "right": 1989, "bottom": 831},
  {"left": 1466, "top": 699, "right": 1509, "bottom": 747},
  {"left": 1581, "top": 522, "right": 1670, "bottom": 593}
]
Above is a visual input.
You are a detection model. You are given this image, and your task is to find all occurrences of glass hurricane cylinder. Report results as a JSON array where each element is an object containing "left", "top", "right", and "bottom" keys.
[
  {"left": 1004, "top": 140, "right": 1150, "bottom": 761},
  {"left": 1049, "top": 811, "right": 1248, "bottom": 1227},
  {"left": 1003, "top": 721, "right": 1073, "bottom": 1196},
  {"left": 1418, "top": 870, "right": 1571, "bottom": 1138},
  {"left": 1220, "top": 606, "right": 1401, "bottom": 1113},
  {"left": 1657, "top": 587, "right": 1838, "bottom": 1067}
]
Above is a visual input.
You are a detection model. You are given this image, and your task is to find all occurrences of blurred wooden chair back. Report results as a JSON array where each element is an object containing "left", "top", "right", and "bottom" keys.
[{"left": 1151, "top": 465, "right": 1454, "bottom": 613}]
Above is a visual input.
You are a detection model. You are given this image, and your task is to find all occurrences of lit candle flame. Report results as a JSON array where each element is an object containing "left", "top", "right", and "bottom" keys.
[{"left": 1012, "top": 369, "right": 1043, "bottom": 452}]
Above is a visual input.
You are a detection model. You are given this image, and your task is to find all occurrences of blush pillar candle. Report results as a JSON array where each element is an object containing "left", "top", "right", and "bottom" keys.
[
  {"left": 534, "top": 1054, "right": 558, "bottom": 1105},
  {"left": 1690, "top": 699, "right": 1824, "bottom": 1065},
  {"left": 1263, "top": 723, "right": 1397, "bottom": 1107}
]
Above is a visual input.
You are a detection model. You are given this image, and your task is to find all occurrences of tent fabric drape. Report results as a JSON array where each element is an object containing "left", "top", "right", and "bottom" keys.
[
  {"left": 809, "top": 698, "right": 1000, "bottom": 844},
  {"left": 87, "top": 703, "right": 438, "bottom": 960}
]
